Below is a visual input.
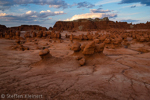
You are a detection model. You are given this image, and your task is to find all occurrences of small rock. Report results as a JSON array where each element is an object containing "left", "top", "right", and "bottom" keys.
[
  {"left": 76, "top": 56, "right": 83, "bottom": 60},
  {"left": 79, "top": 58, "right": 85, "bottom": 66},
  {"left": 39, "top": 49, "right": 51, "bottom": 59}
]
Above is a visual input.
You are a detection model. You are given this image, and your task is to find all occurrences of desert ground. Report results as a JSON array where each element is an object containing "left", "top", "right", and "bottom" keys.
[{"left": 0, "top": 30, "right": 150, "bottom": 100}]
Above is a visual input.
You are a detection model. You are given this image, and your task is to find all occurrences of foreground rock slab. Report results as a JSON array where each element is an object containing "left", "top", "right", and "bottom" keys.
[{"left": 0, "top": 35, "right": 150, "bottom": 100}]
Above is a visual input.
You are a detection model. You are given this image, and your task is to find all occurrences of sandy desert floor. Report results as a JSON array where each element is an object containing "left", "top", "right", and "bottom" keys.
[{"left": 0, "top": 31, "right": 150, "bottom": 100}]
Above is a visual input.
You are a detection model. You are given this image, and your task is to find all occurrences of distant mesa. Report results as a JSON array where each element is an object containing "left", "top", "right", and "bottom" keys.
[
  {"left": 0, "top": 17, "right": 150, "bottom": 32},
  {"left": 0, "top": 24, "right": 48, "bottom": 33},
  {"left": 53, "top": 17, "right": 150, "bottom": 31},
  {"left": 0, "top": 24, "right": 7, "bottom": 32}
]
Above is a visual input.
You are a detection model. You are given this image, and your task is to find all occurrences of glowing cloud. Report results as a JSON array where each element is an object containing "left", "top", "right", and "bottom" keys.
[
  {"left": 65, "top": 13, "right": 117, "bottom": 21},
  {"left": 0, "top": 13, "right": 7, "bottom": 16}
]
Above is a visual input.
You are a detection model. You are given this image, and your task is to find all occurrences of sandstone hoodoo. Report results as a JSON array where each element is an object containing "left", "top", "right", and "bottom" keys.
[
  {"left": 10, "top": 25, "right": 47, "bottom": 31},
  {"left": 71, "top": 42, "right": 81, "bottom": 52},
  {"left": 94, "top": 43, "right": 105, "bottom": 53},
  {"left": 39, "top": 49, "right": 52, "bottom": 59},
  {"left": 82, "top": 41, "right": 95, "bottom": 55},
  {"left": 79, "top": 58, "right": 86, "bottom": 66}
]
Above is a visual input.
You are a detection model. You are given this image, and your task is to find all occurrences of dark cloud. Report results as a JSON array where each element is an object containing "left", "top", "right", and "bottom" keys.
[
  {"left": 99, "top": 5, "right": 103, "bottom": 7},
  {"left": 119, "top": 0, "right": 150, "bottom": 6},
  {"left": 76, "top": 2, "right": 95, "bottom": 8},
  {"left": 0, "top": 0, "right": 69, "bottom": 10},
  {"left": 120, "top": 19, "right": 139, "bottom": 22},
  {"left": 108, "top": 14, "right": 117, "bottom": 18},
  {"left": 131, "top": 5, "right": 136, "bottom": 8},
  {"left": 90, "top": 8, "right": 112, "bottom": 13}
]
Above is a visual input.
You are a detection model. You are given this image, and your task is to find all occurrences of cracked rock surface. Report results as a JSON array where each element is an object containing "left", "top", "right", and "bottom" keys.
[{"left": 0, "top": 36, "right": 150, "bottom": 100}]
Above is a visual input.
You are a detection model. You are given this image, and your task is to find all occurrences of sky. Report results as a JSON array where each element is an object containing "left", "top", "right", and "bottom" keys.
[{"left": 0, "top": 0, "right": 150, "bottom": 28}]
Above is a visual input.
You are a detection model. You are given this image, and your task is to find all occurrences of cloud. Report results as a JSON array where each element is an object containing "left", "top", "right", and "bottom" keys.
[
  {"left": 131, "top": 5, "right": 136, "bottom": 8},
  {"left": 0, "top": 13, "right": 7, "bottom": 16},
  {"left": 39, "top": 10, "right": 65, "bottom": 18},
  {"left": 0, "top": 0, "right": 69, "bottom": 10},
  {"left": 120, "top": 19, "right": 139, "bottom": 22},
  {"left": 119, "top": 0, "right": 150, "bottom": 6},
  {"left": 96, "top": 0, "right": 121, "bottom": 5},
  {"left": 0, "top": 10, "right": 65, "bottom": 24},
  {"left": 75, "top": 2, "right": 95, "bottom": 8},
  {"left": 49, "top": 5, "right": 62, "bottom": 8},
  {"left": 121, "top": 3, "right": 144, "bottom": 8},
  {"left": 65, "top": 13, "right": 117, "bottom": 21},
  {"left": 90, "top": 8, "right": 112, "bottom": 13}
]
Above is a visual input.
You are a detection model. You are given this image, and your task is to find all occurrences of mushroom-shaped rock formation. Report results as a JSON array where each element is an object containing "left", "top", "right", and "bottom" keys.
[
  {"left": 94, "top": 43, "right": 105, "bottom": 53},
  {"left": 104, "top": 38, "right": 111, "bottom": 44},
  {"left": 83, "top": 35, "right": 88, "bottom": 40},
  {"left": 15, "top": 40, "right": 20, "bottom": 44},
  {"left": 39, "top": 49, "right": 52, "bottom": 59},
  {"left": 71, "top": 42, "right": 81, "bottom": 52},
  {"left": 79, "top": 34, "right": 84, "bottom": 40},
  {"left": 87, "top": 34, "right": 93, "bottom": 40},
  {"left": 65, "top": 34, "right": 69, "bottom": 38},
  {"left": 99, "top": 35, "right": 106, "bottom": 42},
  {"left": 56, "top": 32, "right": 61, "bottom": 38},
  {"left": 83, "top": 41, "right": 95, "bottom": 55},
  {"left": 24, "top": 32, "right": 31, "bottom": 38},
  {"left": 94, "top": 39, "right": 100, "bottom": 44},
  {"left": 32, "top": 32, "right": 36, "bottom": 37},
  {"left": 70, "top": 34, "right": 73, "bottom": 43},
  {"left": 42, "top": 32, "right": 47, "bottom": 37},
  {"left": 81, "top": 43, "right": 87, "bottom": 51},
  {"left": 16, "top": 31, "right": 20, "bottom": 37},
  {"left": 37, "top": 31, "right": 43, "bottom": 38},
  {"left": 0, "top": 32, "right": 3, "bottom": 38},
  {"left": 139, "top": 36, "right": 145, "bottom": 42},
  {"left": 79, "top": 58, "right": 85, "bottom": 66}
]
